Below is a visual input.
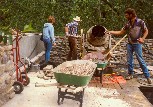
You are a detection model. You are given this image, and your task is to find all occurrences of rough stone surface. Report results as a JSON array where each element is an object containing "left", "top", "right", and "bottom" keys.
[
  {"left": 50, "top": 37, "right": 153, "bottom": 67},
  {"left": 0, "top": 45, "right": 15, "bottom": 107}
]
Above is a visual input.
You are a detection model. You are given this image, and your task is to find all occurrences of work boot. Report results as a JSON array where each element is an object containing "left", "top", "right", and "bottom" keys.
[
  {"left": 125, "top": 75, "right": 133, "bottom": 80},
  {"left": 147, "top": 78, "right": 152, "bottom": 84}
]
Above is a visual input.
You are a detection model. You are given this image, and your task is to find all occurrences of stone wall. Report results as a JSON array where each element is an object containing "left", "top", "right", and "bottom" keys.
[
  {"left": 109, "top": 38, "right": 153, "bottom": 66},
  {"left": 50, "top": 36, "right": 82, "bottom": 66},
  {"left": 0, "top": 45, "right": 15, "bottom": 107},
  {"left": 50, "top": 37, "right": 153, "bottom": 66}
]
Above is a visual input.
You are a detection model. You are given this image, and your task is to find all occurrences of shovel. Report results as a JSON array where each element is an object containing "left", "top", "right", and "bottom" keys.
[{"left": 103, "top": 34, "right": 127, "bottom": 61}]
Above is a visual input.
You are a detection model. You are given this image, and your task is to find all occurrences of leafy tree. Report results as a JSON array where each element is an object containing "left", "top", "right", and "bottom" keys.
[{"left": 0, "top": 0, "right": 153, "bottom": 38}]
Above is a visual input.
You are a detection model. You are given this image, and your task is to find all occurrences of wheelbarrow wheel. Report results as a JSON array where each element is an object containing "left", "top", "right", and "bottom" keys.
[
  {"left": 13, "top": 81, "right": 24, "bottom": 94},
  {"left": 23, "top": 76, "right": 30, "bottom": 86}
]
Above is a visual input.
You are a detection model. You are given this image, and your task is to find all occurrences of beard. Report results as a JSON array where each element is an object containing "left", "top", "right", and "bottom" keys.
[
  {"left": 127, "top": 15, "right": 133, "bottom": 21},
  {"left": 127, "top": 17, "right": 132, "bottom": 21}
]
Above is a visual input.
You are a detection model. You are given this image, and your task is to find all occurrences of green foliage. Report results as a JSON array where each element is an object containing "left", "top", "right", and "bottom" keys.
[
  {"left": 0, "top": 0, "right": 153, "bottom": 38},
  {"left": 22, "top": 22, "right": 37, "bottom": 33}
]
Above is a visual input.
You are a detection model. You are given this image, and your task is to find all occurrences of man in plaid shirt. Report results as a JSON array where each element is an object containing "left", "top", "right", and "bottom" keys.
[
  {"left": 65, "top": 16, "right": 81, "bottom": 61},
  {"left": 109, "top": 8, "right": 152, "bottom": 84}
]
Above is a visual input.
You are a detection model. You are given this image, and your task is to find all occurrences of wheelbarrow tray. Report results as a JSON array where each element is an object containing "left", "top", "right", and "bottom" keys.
[{"left": 54, "top": 72, "right": 92, "bottom": 86}]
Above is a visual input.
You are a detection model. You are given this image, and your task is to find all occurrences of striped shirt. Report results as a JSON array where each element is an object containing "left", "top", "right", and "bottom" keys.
[{"left": 66, "top": 21, "right": 78, "bottom": 36}]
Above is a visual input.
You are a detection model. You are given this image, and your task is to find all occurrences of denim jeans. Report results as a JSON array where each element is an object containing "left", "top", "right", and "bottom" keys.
[
  {"left": 43, "top": 38, "right": 52, "bottom": 62},
  {"left": 127, "top": 43, "right": 150, "bottom": 78}
]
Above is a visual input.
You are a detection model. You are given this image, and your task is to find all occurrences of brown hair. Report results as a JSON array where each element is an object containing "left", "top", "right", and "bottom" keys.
[
  {"left": 48, "top": 15, "right": 55, "bottom": 23},
  {"left": 124, "top": 8, "right": 137, "bottom": 17}
]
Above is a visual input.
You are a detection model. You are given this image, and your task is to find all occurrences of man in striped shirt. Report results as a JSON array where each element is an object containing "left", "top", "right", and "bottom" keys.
[{"left": 65, "top": 16, "right": 81, "bottom": 61}]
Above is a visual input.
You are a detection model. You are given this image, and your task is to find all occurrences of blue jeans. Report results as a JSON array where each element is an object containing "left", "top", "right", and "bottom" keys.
[
  {"left": 127, "top": 43, "right": 150, "bottom": 78},
  {"left": 43, "top": 38, "right": 52, "bottom": 62}
]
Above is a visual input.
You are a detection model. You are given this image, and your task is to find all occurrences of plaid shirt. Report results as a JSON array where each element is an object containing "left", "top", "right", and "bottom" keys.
[
  {"left": 66, "top": 21, "right": 78, "bottom": 36},
  {"left": 122, "top": 18, "right": 147, "bottom": 43}
]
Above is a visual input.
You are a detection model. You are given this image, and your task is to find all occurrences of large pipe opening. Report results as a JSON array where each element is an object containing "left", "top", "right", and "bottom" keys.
[
  {"left": 92, "top": 25, "right": 106, "bottom": 37},
  {"left": 87, "top": 25, "right": 108, "bottom": 47}
]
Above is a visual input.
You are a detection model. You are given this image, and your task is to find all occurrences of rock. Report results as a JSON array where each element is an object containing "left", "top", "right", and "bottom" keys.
[
  {"left": 3, "top": 45, "right": 12, "bottom": 51},
  {"left": 0, "top": 64, "right": 5, "bottom": 76},
  {"left": 1, "top": 53, "right": 9, "bottom": 64},
  {"left": 43, "top": 65, "right": 53, "bottom": 71},
  {"left": 0, "top": 46, "right": 4, "bottom": 53},
  {"left": 5, "top": 60, "right": 14, "bottom": 72},
  {"left": 5, "top": 76, "right": 11, "bottom": 84},
  {"left": 37, "top": 73, "right": 44, "bottom": 78},
  {"left": 9, "top": 92, "right": 15, "bottom": 99},
  {"left": 45, "top": 72, "right": 54, "bottom": 77},
  {"left": 0, "top": 100, "right": 4, "bottom": 107},
  {"left": 43, "top": 75, "right": 51, "bottom": 80}
]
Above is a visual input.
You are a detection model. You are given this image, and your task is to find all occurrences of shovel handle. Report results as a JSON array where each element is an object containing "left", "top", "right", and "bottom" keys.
[{"left": 104, "top": 34, "right": 127, "bottom": 60}]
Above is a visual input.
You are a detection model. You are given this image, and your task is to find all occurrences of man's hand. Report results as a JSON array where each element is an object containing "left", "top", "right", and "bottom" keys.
[
  {"left": 53, "top": 43, "right": 56, "bottom": 46},
  {"left": 65, "top": 32, "right": 69, "bottom": 37},
  {"left": 137, "top": 38, "right": 144, "bottom": 44},
  {"left": 105, "top": 30, "right": 111, "bottom": 35}
]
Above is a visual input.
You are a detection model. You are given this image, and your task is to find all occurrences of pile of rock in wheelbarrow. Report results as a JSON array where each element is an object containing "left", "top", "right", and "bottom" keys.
[{"left": 53, "top": 60, "right": 97, "bottom": 76}]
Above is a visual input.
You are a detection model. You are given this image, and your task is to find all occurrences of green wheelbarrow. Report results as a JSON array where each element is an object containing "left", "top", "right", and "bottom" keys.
[
  {"left": 54, "top": 72, "right": 93, "bottom": 87},
  {"left": 53, "top": 60, "right": 97, "bottom": 87},
  {"left": 54, "top": 62, "right": 108, "bottom": 86}
]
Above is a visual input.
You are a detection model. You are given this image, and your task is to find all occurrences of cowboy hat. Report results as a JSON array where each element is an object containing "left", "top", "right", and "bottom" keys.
[{"left": 73, "top": 16, "right": 81, "bottom": 21}]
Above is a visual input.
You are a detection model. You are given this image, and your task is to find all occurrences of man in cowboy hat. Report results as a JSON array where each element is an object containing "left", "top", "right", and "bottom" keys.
[{"left": 65, "top": 16, "right": 81, "bottom": 61}]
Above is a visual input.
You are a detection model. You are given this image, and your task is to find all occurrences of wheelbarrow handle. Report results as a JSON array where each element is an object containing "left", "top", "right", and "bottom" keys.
[{"left": 35, "top": 82, "right": 59, "bottom": 87}]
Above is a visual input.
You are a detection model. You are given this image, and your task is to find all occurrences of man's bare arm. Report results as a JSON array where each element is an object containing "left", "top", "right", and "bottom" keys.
[
  {"left": 137, "top": 28, "right": 148, "bottom": 43},
  {"left": 142, "top": 28, "right": 148, "bottom": 40},
  {"left": 109, "top": 29, "right": 126, "bottom": 36}
]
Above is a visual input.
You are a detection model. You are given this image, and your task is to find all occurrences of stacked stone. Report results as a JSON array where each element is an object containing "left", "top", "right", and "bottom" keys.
[
  {"left": 37, "top": 65, "right": 54, "bottom": 80},
  {"left": 50, "top": 36, "right": 68, "bottom": 65},
  {"left": 50, "top": 36, "right": 81, "bottom": 65},
  {"left": 49, "top": 36, "right": 153, "bottom": 67},
  {"left": 43, "top": 65, "right": 54, "bottom": 79},
  {"left": 109, "top": 38, "right": 153, "bottom": 66},
  {"left": 143, "top": 39, "right": 153, "bottom": 65},
  {"left": 0, "top": 45, "right": 15, "bottom": 106},
  {"left": 110, "top": 38, "right": 127, "bottom": 64}
]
